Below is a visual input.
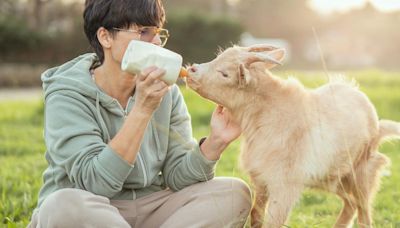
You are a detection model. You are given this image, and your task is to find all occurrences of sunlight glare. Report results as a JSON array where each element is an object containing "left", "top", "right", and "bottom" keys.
[{"left": 309, "top": 0, "right": 400, "bottom": 14}]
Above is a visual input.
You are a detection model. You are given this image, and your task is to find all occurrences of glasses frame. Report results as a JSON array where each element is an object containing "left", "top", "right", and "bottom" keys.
[{"left": 112, "top": 26, "right": 170, "bottom": 47}]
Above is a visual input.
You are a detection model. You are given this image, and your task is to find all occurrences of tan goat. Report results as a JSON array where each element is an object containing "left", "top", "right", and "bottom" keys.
[{"left": 186, "top": 44, "right": 400, "bottom": 228}]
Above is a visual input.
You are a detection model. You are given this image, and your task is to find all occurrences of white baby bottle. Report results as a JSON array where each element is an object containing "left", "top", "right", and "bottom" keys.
[{"left": 121, "top": 40, "right": 188, "bottom": 85}]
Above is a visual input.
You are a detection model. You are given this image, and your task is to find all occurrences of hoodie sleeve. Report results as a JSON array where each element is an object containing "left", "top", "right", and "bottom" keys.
[
  {"left": 44, "top": 93, "right": 134, "bottom": 198},
  {"left": 162, "top": 86, "right": 218, "bottom": 191}
]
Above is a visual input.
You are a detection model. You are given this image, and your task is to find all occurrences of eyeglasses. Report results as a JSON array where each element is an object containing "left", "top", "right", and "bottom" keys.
[{"left": 112, "top": 26, "right": 169, "bottom": 47}]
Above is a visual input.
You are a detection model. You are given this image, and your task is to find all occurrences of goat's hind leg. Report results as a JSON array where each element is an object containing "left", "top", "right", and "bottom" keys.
[
  {"left": 334, "top": 176, "right": 357, "bottom": 228},
  {"left": 353, "top": 152, "right": 389, "bottom": 228}
]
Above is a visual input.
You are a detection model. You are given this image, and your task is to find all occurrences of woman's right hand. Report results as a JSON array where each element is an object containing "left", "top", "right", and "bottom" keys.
[{"left": 133, "top": 66, "right": 170, "bottom": 116}]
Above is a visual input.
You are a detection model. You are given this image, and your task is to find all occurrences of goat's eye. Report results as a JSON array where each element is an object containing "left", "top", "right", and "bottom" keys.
[{"left": 218, "top": 71, "right": 229, "bottom": 78}]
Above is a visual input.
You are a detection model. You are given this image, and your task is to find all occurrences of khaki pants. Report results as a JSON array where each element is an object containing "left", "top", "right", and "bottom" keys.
[{"left": 28, "top": 177, "right": 252, "bottom": 228}]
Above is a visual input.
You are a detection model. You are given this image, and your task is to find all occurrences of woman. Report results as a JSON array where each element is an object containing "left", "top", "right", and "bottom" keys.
[{"left": 28, "top": 0, "right": 251, "bottom": 227}]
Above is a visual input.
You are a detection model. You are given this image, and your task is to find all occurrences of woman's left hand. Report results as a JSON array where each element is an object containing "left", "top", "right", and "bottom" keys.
[
  {"left": 200, "top": 105, "right": 241, "bottom": 161},
  {"left": 210, "top": 105, "right": 241, "bottom": 145}
]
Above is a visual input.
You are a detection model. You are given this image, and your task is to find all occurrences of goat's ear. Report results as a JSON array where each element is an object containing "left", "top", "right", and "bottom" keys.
[
  {"left": 247, "top": 44, "right": 278, "bottom": 53},
  {"left": 244, "top": 47, "right": 286, "bottom": 70},
  {"left": 238, "top": 63, "right": 251, "bottom": 88}
]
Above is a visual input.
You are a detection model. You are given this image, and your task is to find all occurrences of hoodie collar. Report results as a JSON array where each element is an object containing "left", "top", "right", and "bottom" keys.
[{"left": 41, "top": 53, "right": 127, "bottom": 116}]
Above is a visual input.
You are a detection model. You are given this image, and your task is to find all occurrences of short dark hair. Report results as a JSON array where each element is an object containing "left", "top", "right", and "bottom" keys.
[{"left": 83, "top": 0, "right": 165, "bottom": 65}]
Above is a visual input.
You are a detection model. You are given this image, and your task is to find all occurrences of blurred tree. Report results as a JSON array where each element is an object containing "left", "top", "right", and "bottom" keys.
[
  {"left": 0, "top": 0, "right": 27, "bottom": 21},
  {"left": 30, "top": 0, "right": 53, "bottom": 30},
  {"left": 236, "top": 0, "right": 321, "bottom": 66},
  {"left": 0, "top": 0, "right": 14, "bottom": 14},
  {"left": 317, "top": 3, "right": 400, "bottom": 69},
  {"left": 165, "top": 10, "right": 243, "bottom": 64},
  {"left": 164, "top": 0, "right": 228, "bottom": 15},
  {"left": 0, "top": 0, "right": 399, "bottom": 69},
  {"left": 0, "top": 1, "right": 87, "bottom": 64},
  {"left": 0, "top": 17, "right": 44, "bottom": 55}
]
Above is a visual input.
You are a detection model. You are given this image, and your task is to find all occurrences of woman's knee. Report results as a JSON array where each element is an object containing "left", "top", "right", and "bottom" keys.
[
  {"left": 38, "top": 188, "right": 93, "bottom": 226},
  {"left": 207, "top": 178, "right": 252, "bottom": 214},
  {"left": 36, "top": 188, "right": 129, "bottom": 228},
  {"left": 213, "top": 177, "right": 252, "bottom": 202},
  {"left": 225, "top": 177, "right": 252, "bottom": 210},
  {"left": 210, "top": 177, "right": 252, "bottom": 225}
]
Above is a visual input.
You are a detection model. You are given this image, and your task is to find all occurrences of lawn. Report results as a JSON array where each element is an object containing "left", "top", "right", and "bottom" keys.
[{"left": 1, "top": 70, "right": 400, "bottom": 227}]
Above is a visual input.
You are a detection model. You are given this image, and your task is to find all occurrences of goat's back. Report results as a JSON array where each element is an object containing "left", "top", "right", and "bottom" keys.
[{"left": 241, "top": 81, "right": 380, "bottom": 187}]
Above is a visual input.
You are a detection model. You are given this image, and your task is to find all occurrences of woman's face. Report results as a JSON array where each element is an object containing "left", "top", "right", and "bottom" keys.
[{"left": 109, "top": 24, "right": 162, "bottom": 66}]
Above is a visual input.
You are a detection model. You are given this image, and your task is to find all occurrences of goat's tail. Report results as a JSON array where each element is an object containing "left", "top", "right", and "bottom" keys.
[{"left": 377, "top": 119, "right": 400, "bottom": 142}]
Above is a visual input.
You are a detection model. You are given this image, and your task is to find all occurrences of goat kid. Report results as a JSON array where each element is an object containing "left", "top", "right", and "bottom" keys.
[{"left": 186, "top": 44, "right": 400, "bottom": 228}]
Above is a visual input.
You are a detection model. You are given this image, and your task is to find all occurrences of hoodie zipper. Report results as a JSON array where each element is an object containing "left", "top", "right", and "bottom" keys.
[
  {"left": 137, "top": 153, "right": 148, "bottom": 187},
  {"left": 114, "top": 97, "right": 131, "bottom": 118},
  {"left": 115, "top": 97, "right": 148, "bottom": 187}
]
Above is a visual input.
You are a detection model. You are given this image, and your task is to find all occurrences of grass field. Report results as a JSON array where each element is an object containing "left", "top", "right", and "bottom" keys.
[{"left": 1, "top": 70, "right": 400, "bottom": 227}]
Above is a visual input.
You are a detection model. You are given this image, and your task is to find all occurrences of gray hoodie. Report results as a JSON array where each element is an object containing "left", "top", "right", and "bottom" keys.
[{"left": 36, "top": 53, "right": 217, "bottom": 209}]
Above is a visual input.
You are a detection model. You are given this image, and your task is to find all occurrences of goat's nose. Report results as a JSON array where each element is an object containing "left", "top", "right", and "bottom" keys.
[{"left": 189, "top": 66, "right": 198, "bottom": 73}]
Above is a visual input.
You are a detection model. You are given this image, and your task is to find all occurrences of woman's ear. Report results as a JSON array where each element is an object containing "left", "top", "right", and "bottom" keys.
[{"left": 96, "top": 27, "right": 113, "bottom": 49}]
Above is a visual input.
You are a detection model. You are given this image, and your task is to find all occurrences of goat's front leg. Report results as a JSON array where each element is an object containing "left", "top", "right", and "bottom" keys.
[
  {"left": 250, "top": 182, "right": 268, "bottom": 228},
  {"left": 263, "top": 184, "right": 303, "bottom": 228}
]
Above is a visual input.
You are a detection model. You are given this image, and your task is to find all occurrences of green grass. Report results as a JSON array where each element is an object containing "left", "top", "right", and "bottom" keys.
[{"left": 1, "top": 70, "right": 400, "bottom": 227}]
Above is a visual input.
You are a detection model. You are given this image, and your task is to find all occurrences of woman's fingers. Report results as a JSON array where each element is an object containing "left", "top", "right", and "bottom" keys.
[
  {"left": 139, "top": 67, "right": 166, "bottom": 86},
  {"left": 150, "top": 80, "right": 169, "bottom": 93},
  {"left": 153, "top": 85, "right": 170, "bottom": 97},
  {"left": 139, "top": 66, "right": 158, "bottom": 81}
]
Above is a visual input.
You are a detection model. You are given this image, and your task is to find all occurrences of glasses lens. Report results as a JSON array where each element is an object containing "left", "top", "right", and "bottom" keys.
[
  {"left": 139, "top": 27, "right": 169, "bottom": 47},
  {"left": 159, "top": 35, "right": 167, "bottom": 47},
  {"left": 159, "top": 29, "right": 169, "bottom": 47},
  {"left": 139, "top": 27, "right": 156, "bottom": 41}
]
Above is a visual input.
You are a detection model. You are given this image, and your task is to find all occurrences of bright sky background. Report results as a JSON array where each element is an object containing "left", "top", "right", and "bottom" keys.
[
  {"left": 308, "top": 0, "right": 400, "bottom": 14},
  {"left": 60, "top": 0, "right": 400, "bottom": 14}
]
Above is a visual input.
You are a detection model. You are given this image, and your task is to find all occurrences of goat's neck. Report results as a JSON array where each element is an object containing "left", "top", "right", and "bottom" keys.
[
  {"left": 230, "top": 98, "right": 266, "bottom": 141},
  {"left": 231, "top": 69, "right": 310, "bottom": 141}
]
